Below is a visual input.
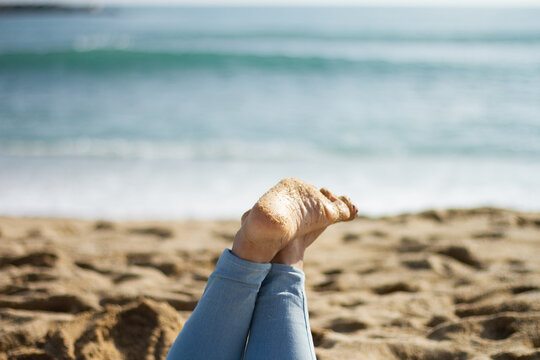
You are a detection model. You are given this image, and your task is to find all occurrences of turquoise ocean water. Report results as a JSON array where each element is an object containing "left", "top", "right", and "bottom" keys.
[{"left": 1, "top": 7, "right": 539, "bottom": 219}]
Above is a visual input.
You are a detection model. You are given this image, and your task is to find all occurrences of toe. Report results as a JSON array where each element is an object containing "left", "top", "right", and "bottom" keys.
[
  {"left": 339, "top": 195, "right": 358, "bottom": 220},
  {"left": 320, "top": 187, "right": 338, "bottom": 201},
  {"left": 320, "top": 190, "right": 357, "bottom": 222},
  {"left": 334, "top": 198, "right": 352, "bottom": 221}
]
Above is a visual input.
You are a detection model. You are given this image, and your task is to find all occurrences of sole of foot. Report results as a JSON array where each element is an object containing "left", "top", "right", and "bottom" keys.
[{"left": 232, "top": 178, "right": 358, "bottom": 263}]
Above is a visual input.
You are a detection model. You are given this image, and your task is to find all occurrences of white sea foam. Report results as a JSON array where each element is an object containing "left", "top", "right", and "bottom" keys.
[{"left": 0, "top": 155, "right": 538, "bottom": 219}]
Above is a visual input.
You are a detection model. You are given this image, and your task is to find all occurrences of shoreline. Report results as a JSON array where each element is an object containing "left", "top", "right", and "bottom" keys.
[
  {"left": 0, "top": 205, "right": 537, "bottom": 222},
  {"left": 1, "top": 207, "right": 539, "bottom": 359}
]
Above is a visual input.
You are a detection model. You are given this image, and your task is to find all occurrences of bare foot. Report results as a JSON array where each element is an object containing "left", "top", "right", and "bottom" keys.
[{"left": 231, "top": 178, "right": 358, "bottom": 264}]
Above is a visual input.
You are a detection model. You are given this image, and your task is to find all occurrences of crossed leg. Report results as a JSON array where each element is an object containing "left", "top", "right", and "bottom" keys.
[{"left": 166, "top": 178, "right": 357, "bottom": 360}]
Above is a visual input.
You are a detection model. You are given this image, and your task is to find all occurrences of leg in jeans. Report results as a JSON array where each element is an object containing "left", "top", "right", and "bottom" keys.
[
  {"left": 244, "top": 264, "right": 316, "bottom": 360},
  {"left": 167, "top": 178, "right": 357, "bottom": 360},
  {"left": 166, "top": 249, "right": 271, "bottom": 360}
]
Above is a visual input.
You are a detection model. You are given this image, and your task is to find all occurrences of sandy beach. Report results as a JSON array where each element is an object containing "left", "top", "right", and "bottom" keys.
[
  {"left": 0, "top": 208, "right": 539, "bottom": 359},
  {"left": 2, "top": 4, "right": 540, "bottom": 360}
]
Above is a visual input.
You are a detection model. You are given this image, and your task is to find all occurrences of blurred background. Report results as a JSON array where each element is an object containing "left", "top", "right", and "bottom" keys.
[{"left": 1, "top": 1, "right": 539, "bottom": 219}]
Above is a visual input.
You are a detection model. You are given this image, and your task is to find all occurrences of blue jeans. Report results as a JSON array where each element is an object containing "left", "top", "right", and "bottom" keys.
[{"left": 166, "top": 249, "right": 316, "bottom": 360}]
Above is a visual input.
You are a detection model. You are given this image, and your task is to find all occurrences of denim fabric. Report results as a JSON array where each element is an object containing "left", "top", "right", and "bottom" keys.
[
  {"left": 167, "top": 249, "right": 271, "bottom": 360},
  {"left": 244, "top": 263, "right": 316, "bottom": 360},
  {"left": 166, "top": 249, "right": 316, "bottom": 360}
]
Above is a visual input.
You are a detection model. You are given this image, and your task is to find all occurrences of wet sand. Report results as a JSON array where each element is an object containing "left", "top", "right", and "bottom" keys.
[{"left": 0, "top": 208, "right": 539, "bottom": 359}]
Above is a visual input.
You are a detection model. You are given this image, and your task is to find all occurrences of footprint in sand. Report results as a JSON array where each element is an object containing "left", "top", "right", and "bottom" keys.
[
  {"left": 491, "top": 350, "right": 540, "bottom": 360},
  {"left": 26, "top": 300, "right": 183, "bottom": 360},
  {"left": 0, "top": 294, "right": 97, "bottom": 314},
  {"left": 455, "top": 295, "right": 539, "bottom": 318},
  {"left": 428, "top": 313, "right": 540, "bottom": 345},
  {"left": 436, "top": 245, "right": 483, "bottom": 269},
  {"left": 326, "top": 317, "right": 368, "bottom": 333},
  {"left": 127, "top": 226, "right": 174, "bottom": 239},
  {"left": 372, "top": 281, "right": 419, "bottom": 295},
  {"left": 126, "top": 253, "right": 182, "bottom": 276},
  {"left": 0, "top": 251, "right": 58, "bottom": 269}
]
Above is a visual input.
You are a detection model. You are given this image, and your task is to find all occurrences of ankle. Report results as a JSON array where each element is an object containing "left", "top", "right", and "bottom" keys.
[
  {"left": 231, "top": 230, "right": 273, "bottom": 263},
  {"left": 271, "top": 240, "right": 305, "bottom": 270}
]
